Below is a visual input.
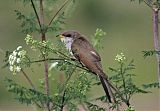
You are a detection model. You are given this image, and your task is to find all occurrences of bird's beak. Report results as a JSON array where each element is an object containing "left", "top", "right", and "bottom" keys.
[{"left": 56, "top": 34, "right": 65, "bottom": 38}]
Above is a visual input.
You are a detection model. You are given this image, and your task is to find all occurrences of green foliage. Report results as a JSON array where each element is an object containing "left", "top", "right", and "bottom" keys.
[
  {"left": 47, "top": 12, "right": 66, "bottom": 32},
  {"left": 142, "top": 50, "right": 160, "bottom": 58},
  {"left": 66, "top": 71, "right": 91, "bottom": 100},
  {"left": 124, "top": 106, "right": 135, "bottom": 111},
  {"left": 143, "top": 81, "right": 160, "bottom": 88},
  {"left": 95, "top": 57, "right": 149, "bottom": 110},
  {"left": 15, "top": 10, "right": 38, "bottom": 34},
  {"left": 86, "top": 102, "right": 106, "bottom": 111},
  {"left": 4, "top": 0, "right": 157, "bottom": 111},
  {"left": 92, "top": 28, "right": 106, "bottom": 50},
  {"left": 109, "top": 59, "right": 148, "bottom": 102},
  {"left": 2, "top": 51, "right": 12, "bottom": 68},
  {"left": 5, "top": 79, "right": 54, "bottom": 106}
]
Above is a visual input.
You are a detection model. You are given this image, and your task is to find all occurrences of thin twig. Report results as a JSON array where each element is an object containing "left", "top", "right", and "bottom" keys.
[
  {"left": 30, "top": 58, "right": 69, "bottom": 63},
  {"left": 29, "top": 57, "right": 88, "bottom": 70},
  {"left": 120, "top": 63, "right": 128, "bottom": 100},
  {"left": 60, "top": 90, "right": 66, "bottom": 111},
  {"left": 21, "top": 69, "right": 43, "bottom": 108},
  {"left": 48, "top": 0, "right": 71, "bottom": 26},
  {"left": 30, "top": 0, "right": 42, "bottom": 31},
  {"left": 60, "top": 66, "right": 77, "bottom": 111},
  {"left": 143, "top": 0, "right": 152, "bottom": 9},
  {"left": 21, "top": 69, "right": 35, "bottom": 89}
]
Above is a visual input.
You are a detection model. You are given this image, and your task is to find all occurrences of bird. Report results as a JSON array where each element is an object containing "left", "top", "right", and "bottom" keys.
[{"left": 56, "top": 30, "right": 116, "bottom": 103}]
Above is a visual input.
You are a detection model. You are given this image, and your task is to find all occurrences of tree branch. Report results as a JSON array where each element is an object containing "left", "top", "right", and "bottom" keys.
[
  {"left": 39, "top": 0, "right": 50, "bottom": 110},
  {"left": 143, "top": 0, "right": 152, "bottom": 9},
  {"left": 48, "top": 0, "right": 71, "bottom": 26},
  {"left": 153, "top": 9, "right": 160, "bottom": 83},
  {"left": 30, "top": 58, "right": 88, "bottom": 72},
  {"left": 60, "top": 90, "right": 66, "bottom": 111},
  {"left": 21, "top": 69, "right": 35, "bottom": 89},
  {"left": 60, "top": 66, "right": 76, "bottom": 111},
  {"left": 30, "top": 0, "right": 42, "bottom": 31}
]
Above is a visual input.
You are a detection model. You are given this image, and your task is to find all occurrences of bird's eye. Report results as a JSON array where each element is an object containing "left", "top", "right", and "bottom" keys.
[{"left": 66, "top": 34, "right": 71, "bottom": 37}]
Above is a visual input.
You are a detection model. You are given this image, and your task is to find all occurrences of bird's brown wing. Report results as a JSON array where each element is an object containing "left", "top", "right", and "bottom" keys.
[
  {"left": 71, "top": 36, "right": 114, "bottom": 103},
  {"left": 71, "top": 36, "right": 107, "bottom": 78}
]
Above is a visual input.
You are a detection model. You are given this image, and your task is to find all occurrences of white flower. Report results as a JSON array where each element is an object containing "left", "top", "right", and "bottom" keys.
[
  {"left": 49, "top": 62, "right": 58, "bottom": 70},
  {"left": 17, "top": 46, "right": 22, "bottom": 50},
  {"left": 16, "top": 58, "right": 21, "bottom": 63},
  {"left": 115, "top": 53, "right": 126, "bottom": 62},
  {"left": 12, "top": 50, "right": 17, "bottom": 56},
  {"left": 17, "top": 51, "right": 21, "bottom": 56},
  {"left": 12, "top": 56, "right": 16, "bottom": 62},
  {"left": 9, "top": 66, "right": 14, "bottom": 71},
  {"left": 17, "top": 50, "right": 26, "bottom": 57},
  {"left": 9, "top": 54, "right": 13, "bottom": 61},
  {"left": 15, "top": 66, "right": 21, "bottom": 72},
  {"left": 9, "top": 60, "right": 14, "bottom": 65}
]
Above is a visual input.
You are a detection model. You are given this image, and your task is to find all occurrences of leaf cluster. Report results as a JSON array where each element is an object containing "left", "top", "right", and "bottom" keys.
[{"left": 142, "top": 50, "right": 160, "bottom": 58}]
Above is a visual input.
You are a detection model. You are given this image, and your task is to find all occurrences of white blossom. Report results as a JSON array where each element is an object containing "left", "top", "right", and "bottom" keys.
[
  {"left": 115, "top": 53, "right": 126, "bottom": 62},
  {"left": 15, "top": 66, "right": 21, "bottom": 72},
  {"left": 9, "top": 55, "right": 13, "bottom": 61},
  {"left": 17, "top": 46, "right": 22, "bottom": 50},
  {"left": 9, "top": 66, "right": 14, "bottom": 71},
  {"left": 12, "top": 50, "right": 17, "bottom": 56},
  {"left": 8, "top": 46, "right": 26, "bottom": 75},
  {"left": 16, "top": 58, "right": 21, "bottom": 63}
]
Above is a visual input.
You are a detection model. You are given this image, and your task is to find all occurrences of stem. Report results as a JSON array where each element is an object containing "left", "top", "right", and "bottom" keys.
[
  {"left": 21, "top": 69, "right": 35, "bottom": 89},
  {"left": 30, "top": 0, "right": 42, "bottom": 31},
  {"left": 30, "top": 58, "right": 88, "bottom": 71},
  {"left": 60, "top": 90, "right": 66, "bottom": 111},
  {"left": 120, "top": 63, "right": 128, "bottom": 100},
  {"left": 153, "top": 9, "right": 160, "bottom": 83},
  {"left": 39, "top": 0, "right": 50, "bottom": 110},
  {"left": 60, "top": 66, "right": 76, "bottom": 111},
  {"left": 48, "top": 0, "right": 71, "bottom": 26},
  {"left": 143, "top": 0, "right": 152, "bottom": 9}
]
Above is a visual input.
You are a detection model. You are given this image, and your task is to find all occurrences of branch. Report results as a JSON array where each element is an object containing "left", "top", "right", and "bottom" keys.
[
  {"left": 30, "top": 0, "right": 42, "bottom": 31},
  {"left": 60, "top": 65, "right": 77, "bottom": 111},
  {"left": 60, "top": 90, "right": 66, "bottom": 111},
  {"left": 48, "top": 0, "right": 71, "bottom": 26},
  {"left": 153, "top": 9, "right": 160, "bottom": 83},
  {"left": 143, "top": 0, "right": 152, "bottom": 9},
  {"left": 21, "top": 69, "right": 35, "bottom": 89},
  {"left": 30, "top": 58, "right": 89, "bottom": 72}
]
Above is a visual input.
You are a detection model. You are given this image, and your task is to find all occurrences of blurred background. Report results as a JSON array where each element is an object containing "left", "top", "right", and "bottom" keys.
[{"left": 0, "top": 0, "right": 159, "bottom": 111}]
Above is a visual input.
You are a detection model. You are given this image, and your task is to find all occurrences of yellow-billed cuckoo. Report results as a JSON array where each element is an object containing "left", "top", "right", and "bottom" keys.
[{"left": 56, "top": 31, "right": 115, "bottom": 103}]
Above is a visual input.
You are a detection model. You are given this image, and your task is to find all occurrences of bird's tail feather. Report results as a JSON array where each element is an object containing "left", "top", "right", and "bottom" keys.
[{"left": 99, "top": 75, "right": 116, "bottom": 103}]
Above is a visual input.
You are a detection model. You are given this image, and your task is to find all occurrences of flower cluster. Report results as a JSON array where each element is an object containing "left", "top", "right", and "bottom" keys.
[
  {"left": 115, "top": 53, "right": 126, "bottom": 62},
  {"left": 25, "top": 34, "right": 53, "bottom": 55},
  {"left": 8, "top": 46, "right": 26, "bottom": 75}
]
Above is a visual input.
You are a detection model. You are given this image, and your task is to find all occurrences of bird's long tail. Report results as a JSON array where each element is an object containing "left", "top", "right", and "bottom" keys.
[{"left": 99, "top": 75, "right": 116, "bottom": 103}]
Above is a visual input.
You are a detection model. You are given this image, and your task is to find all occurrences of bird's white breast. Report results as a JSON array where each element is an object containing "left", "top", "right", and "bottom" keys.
[{"left": 61, "top": 37, "right": 74, "bottom": 53}]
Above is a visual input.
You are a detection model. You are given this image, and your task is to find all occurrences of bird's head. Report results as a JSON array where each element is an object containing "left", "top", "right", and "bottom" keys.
[
  {"left": 56, "top": 31, "right": 81, "bottom": 51},
  {"left": 56, "top": 31, "right": 80, "bottom": 41}
]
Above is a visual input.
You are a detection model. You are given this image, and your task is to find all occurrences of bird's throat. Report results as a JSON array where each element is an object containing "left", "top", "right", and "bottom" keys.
[{"left": 61, "top": 37, "right": 73, "bottom": 52}]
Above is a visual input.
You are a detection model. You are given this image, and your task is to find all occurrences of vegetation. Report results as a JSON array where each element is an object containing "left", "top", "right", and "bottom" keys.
[{"left": 3, "top": 0, "right": 159, "bottom": 111}]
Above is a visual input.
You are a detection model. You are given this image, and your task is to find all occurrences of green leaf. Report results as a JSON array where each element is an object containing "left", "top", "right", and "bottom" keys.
[
  {"left": 142, "top": 50, "right": 160, "bottom": 58},
  {"left": 143, "top": 81, "right": 160, "bottom": 89}
]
